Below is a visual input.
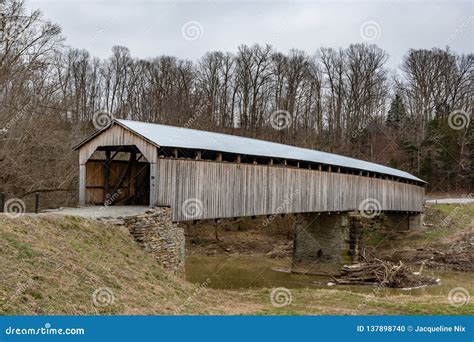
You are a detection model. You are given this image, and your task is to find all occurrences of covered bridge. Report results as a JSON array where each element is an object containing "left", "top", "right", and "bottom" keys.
[{"left": 74, "top": 119, "right": 425, "bottom": 222}]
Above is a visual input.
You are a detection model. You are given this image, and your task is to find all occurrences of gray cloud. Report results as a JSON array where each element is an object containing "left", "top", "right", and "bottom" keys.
[{"left": 29, "top": 0, "right": 473, "bottom": 67}]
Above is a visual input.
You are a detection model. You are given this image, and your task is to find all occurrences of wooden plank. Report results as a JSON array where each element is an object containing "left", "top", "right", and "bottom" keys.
[
  {"left": 79, "top": 164, "right": 86, "bottom": 206},
  {"left": 153, "top": 158, "right": 425, "bottom": 222},
  {"left": 79, "top": 124, "right": 157, "bottom": 164}
]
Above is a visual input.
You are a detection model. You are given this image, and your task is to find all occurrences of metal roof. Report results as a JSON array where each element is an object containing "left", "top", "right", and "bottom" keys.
[{"left": 106, "top": 119, "right": 423, "bottom": 183}]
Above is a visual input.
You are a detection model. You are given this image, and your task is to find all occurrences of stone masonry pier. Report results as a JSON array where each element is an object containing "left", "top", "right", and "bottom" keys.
[
  {"left": 291, "top": 211, "right": 422, "bottom": 274},
  {"left": 123, "top": 207, "right": 185, "bottom": 277}
]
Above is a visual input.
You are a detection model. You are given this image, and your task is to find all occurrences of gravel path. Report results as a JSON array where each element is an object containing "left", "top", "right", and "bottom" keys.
[
  {"left": 42, "top": 205, "right": 149, "bottom": 218},
  {"left": 425, "top": 198, "right": 474, "bottom": 205}
]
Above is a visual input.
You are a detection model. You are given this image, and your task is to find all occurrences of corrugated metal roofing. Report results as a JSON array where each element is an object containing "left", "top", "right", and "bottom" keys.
[{"left": 110, "top": 119, "right": 423, "bottom": 183}]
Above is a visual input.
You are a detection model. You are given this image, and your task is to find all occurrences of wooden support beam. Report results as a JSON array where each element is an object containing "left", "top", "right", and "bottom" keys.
[
  {"left": 195, "top": 150, "right": 202, "bottom": 160},
  {"left": 172, "top": 148, "right": 178, "bottom": 158},
  {"left": 318, "top": 164, "right": 322, "bottom": 171},
  {"left": 283, "top": 160, "right": 287, "bottom": 166},
  {"left": 103, "top": 150, "right": 111, "bottom": 203},
  {"left": 216, "top": 152, "right": 222, "bottom": 162},
  {"left": 109, "top": 150, "right": 120, "bottom": 161},
  {"left": 79, "top": 164, "right": 86, "bottom": 206},
  {"left": 269, "top": 158, "right": 273, "bottom": 166},
  {"left": 129, "top": 152, "right": 137, "bottom": 204},
  {"left": 111, "top": 153, "right": 135, "bottom": 204},
  {"left": 235, "top": 154, "right": 241, "bottom": 163}
]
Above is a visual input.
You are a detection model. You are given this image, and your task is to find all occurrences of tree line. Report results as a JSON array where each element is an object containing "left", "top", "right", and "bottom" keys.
[{"left": 0, "top": 0, "right": 472, "bottom": 209}]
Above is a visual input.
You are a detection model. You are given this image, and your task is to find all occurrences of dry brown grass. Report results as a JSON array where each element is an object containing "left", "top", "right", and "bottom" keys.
[
  {"left": 1, "top": 214, "right": 472, "bottom": 316},
  {"left": 0, "top": 214, "right": 261, "bottom": 315}
]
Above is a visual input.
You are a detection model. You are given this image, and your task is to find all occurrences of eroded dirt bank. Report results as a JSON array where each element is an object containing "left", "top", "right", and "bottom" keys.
[{"left": 183, "top": 215, "right": 295, "bottom": 259}]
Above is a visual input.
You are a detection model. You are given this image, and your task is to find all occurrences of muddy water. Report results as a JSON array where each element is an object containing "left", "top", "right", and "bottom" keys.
[{"left": 186, "top": 255, "right": 474, "bottom": 296}]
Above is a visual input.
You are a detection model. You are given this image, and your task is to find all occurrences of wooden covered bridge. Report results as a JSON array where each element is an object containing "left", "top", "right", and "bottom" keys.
[
  {"left": 74, "top": 119, "right": 425, "bottom": 269},
  {"left": 74, "top": 119, "right": 424, "bottom": 221}
]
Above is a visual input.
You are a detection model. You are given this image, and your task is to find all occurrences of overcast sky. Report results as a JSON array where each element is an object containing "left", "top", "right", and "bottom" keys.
[{"left": 29, "top": 0, "right": 473, "bottom": 68}]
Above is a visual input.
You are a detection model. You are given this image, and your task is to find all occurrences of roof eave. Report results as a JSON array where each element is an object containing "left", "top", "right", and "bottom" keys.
[{"left": 72, "top": 120, "right": 161, "bottom": 151}]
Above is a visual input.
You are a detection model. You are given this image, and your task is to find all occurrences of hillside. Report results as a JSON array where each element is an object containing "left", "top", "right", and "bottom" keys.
[
  {"left": 0, "top": 215, "right": 258, "bottom": 315},
  {"left": 0, "top": 213, "right": 472, "bottom": 315}
]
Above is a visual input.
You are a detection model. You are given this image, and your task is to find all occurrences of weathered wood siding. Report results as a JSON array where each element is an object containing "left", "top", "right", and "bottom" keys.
[
  {"left": 78, "top": 124, "right": 157, "bottom": 205},
  {"left": 154, "top": 158, "right": 425, "bottom": 222},
  {"left": 78, "top": 124, "right": 157, "bottom": 164}
]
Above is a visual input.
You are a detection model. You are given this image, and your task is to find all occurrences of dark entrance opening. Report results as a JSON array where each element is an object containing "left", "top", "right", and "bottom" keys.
[{"left": 85, "top": 145, "right": 150, "bottom": 205}]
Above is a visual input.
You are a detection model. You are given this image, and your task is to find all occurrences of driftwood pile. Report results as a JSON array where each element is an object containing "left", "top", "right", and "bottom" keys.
[{"left": 334, "top": 259, "right": 439, "bottom": 288}]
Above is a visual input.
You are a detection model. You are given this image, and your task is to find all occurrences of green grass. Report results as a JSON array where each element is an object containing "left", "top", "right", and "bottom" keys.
[
  {"left": 364, "top": 203, "right": 474, "bottom": 250},
  {"left": 3, "top": 233, "right": 39, "bottom": 259}
]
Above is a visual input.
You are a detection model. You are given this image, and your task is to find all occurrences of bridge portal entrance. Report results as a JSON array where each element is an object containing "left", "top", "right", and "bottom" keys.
[{"left": 83, "top": 146, "right": 150, "bottom": 206}]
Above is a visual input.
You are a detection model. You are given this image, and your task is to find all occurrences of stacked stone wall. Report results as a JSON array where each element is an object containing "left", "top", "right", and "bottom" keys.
[{"left": 123, "top": 207, "right": 185, "bottom": 277}]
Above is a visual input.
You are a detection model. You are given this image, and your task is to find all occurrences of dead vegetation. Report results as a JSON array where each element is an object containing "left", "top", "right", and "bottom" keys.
[
  {"left": 387, "top": 233, "right": 474, "bottom": 272},
  {"left": 362, "top": 204, "right": 474, "bottom": 272},
  {"left": 334, "top": 259, "right": 439, "bottom": 288}
]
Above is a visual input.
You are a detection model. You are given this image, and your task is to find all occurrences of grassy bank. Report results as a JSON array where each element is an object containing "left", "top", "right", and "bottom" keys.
[
  {"left": 363, "top": 204, "right": 474, "bottom": 272},
  {"left": 0, "top": 212, "right": 472, "bottom": 315}
]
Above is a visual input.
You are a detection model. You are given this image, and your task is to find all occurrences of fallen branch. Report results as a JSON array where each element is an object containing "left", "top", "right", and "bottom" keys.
[{"left": 334, "top": 259, "right": 439, "bottom": 288}]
